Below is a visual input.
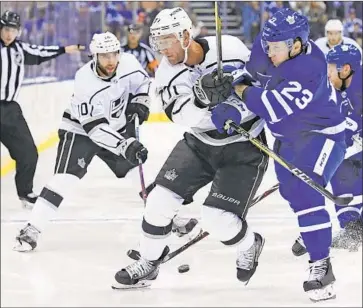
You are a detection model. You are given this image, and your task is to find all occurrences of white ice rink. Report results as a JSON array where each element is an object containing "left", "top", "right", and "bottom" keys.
[{"left": 1, "top": 123, "right": 362, "bottom": 307}]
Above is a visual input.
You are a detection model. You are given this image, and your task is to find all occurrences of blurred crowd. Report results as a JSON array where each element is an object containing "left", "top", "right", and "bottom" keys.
[
  {"left": 1, "top": 1, "right": 361, "bottom": 82},
  {"left": 239, "top": 1, "right": 362, "bottom": 45}
]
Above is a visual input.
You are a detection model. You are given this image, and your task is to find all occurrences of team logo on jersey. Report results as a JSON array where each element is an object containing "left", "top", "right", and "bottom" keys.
[
  {"left": 78, "top": 158, "right": 86, "bottom": 169},
  {"left": 14, "top": 52, "right": 23, "bottom": 66},
  {"left": 110, "top": 94, "right": 127, "bottom": 119},
  {"left": 164, "top": 169, "right": 178, "bottom": 181},
  {"left": 341, "top": 45, "right": 349, "bottom": 52},
  {"left": 286, "top": 15, "right": 296, "bottom": 25}
]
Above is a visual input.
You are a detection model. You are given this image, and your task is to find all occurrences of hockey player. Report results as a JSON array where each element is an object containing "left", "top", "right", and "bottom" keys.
[
  {"left": 211, "top": 9, "right": 347, "bottom": 302},
  {"left": 315, "top": 19, "right": 362, "bottom": 59},
  {"left": 113, "top": 7, "right": 267, "bottom": 289},
  {"left": 292, "top": 44, "right": 362, "bottom": 256},
  {"left": 13, "top": 32, "right": 150, "bottom": 252}
]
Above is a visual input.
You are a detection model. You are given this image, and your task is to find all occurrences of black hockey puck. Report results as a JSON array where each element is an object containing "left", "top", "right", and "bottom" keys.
[{"left": 178, "top": 264, "right": 190, "bottom": 273}]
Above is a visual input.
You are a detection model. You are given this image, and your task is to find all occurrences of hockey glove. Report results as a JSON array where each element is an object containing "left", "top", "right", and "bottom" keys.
[
  {"left": 119, "top": 137, "right": 148, "bottom": 165},
  {"left": 223, "top": 65, "right": 256, "bottom": 87},
  {"left": 193, "top": 71, "right": 233, "bottom": 108},
  {"left": 211, "top": 99, "right": 245, "bottom": 134},
  {"left": 126, "top": 94, "right": 150, "bottom": 124}
]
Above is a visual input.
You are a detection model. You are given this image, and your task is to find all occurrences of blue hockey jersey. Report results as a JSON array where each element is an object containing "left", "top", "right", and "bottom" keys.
[
  {"left": 338, "top": 66, "right": 362, "bottom": 148},
  {"left": 244, "top": 36, "right": 346, "bottom": 143}
]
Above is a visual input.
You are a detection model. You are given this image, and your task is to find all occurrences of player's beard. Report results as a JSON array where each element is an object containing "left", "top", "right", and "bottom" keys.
[{"left": 97, "top": 62, "right": 118, "bottom": 78}]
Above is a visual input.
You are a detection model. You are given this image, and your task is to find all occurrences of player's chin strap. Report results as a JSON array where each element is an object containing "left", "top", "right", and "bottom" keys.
[
  {"left": 338, "top": 69, "right": 355, "bottom": 91},
  {"left": 180, "top": 36, "right": 192, "bottom": 64}
]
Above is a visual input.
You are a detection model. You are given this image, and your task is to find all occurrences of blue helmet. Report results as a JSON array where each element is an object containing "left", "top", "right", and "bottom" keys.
[
  {"left": 326, "top": 44, "right": 362, "bottom": 71},
  {"left": 261, "top": 8, "right": 310, "bottom": 53}
]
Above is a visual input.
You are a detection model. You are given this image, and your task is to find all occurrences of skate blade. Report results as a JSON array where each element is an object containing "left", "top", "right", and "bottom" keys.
[
  {"left": 13, "top": 241, "right": 34, "bottom": 252},
  {"left": 307, "top": 284, "right": 336, "bottom": 302},
  {"left": 111, "top": 280, "right": 151, "bottom": 290}
]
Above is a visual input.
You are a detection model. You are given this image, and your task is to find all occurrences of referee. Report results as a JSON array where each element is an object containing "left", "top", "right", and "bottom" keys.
[
  {"left": 0, "top": 10, "right": 84, "bottom": 209},
  {"left": 121, "top": 24, "right": 158, "bottom": 76}
]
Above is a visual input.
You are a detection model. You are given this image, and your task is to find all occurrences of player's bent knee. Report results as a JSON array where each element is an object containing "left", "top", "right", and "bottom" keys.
[
  {"left": 202, "top": 205, "right": 248, "bottom": 245},
  {"left": 143, "top": 185, "right": 184, "bottom": 237}
]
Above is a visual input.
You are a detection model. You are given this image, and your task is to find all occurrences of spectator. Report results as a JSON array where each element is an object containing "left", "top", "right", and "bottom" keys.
[
  {"left": 137, "top": 2, "right": 162, "bottom": 45},
  {"left": 306, "top": 2, "right": 328, "bottom": 40},
  {"left": 344, "top": 8, "right": 363, "bottom": 37},
  {"left": 240, "top": 2, "right": 261, "bottom": 45}
]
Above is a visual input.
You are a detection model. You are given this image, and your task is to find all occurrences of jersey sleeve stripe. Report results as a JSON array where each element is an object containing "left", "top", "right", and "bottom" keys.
[{"left": 83, "top": 117, "right": 109, "bottom": 134}]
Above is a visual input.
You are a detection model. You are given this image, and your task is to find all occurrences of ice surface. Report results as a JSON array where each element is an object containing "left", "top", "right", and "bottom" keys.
[{"left": 1, "top": 123, "right": 362, "bottom": 307}]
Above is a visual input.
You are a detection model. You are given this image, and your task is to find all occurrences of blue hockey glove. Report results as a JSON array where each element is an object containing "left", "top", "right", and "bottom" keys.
[
  {"left": 211, "top": 98, "right": 245, "bottom": 134},
  {"left": 223, "top": 65, "right": 257, "bottom": 87}
]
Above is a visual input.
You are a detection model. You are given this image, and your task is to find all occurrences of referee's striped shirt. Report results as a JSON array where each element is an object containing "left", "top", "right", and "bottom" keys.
[
  {"left": 121, "top": 42, "right": 158, "bottom": 73},
  {"left": 0, "top": 39, "right": 65, "bottom": 102}
]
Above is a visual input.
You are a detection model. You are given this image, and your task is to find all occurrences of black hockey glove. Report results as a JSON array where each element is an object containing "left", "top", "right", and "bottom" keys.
[
  {"left": 193, "top": 71, "right": 233, "bottom": 109},
  {"left": 119, "top": 137, "right": 148, "bottom": 165},
  {"left": 126, "top": 94, "right": 150, "bottom": 125}
]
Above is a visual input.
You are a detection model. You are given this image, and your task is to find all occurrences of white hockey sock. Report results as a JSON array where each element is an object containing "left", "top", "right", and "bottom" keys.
[
  {"left": 139, "top": 234, "right": 169, "bottom": 261},
  {"left": 28, "top": 199, "right": 57, "bottom": 232},
  {"left": 139, "top": 185, "right": 184, "bottom": 261},
  {"left": 202, "top": 205, "right": 255, "bottom": 250},
  {"left": 28, "top": 174, "right": 79, "bottom": 232},
  {"left": 236, "top": 226, "right": 254, "bottom": 252}
]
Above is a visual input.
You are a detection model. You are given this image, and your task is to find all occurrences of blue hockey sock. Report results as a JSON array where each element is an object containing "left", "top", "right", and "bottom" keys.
[
  {"left": 336, "top": 202, "right": 362, "bottom": 228},
  {"left": 297, "top": 207, "right": 332, "bottom": 261}
]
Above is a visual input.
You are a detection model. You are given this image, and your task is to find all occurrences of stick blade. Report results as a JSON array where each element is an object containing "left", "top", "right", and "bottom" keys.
[{"left": 334, "top": 195, "right": 354, "bottom": 206}]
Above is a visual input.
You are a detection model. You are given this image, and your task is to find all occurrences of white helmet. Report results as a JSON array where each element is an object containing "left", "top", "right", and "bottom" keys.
[
  {"left": 89, "top": 32, "right": 120, "bottom": 55},
  {"left": 325, "top": 19, "right": 344, "bottom": 36},
  {"left": 149, "top": 8, "right": 193, "bottom": 64},
  {"left": 150, "top": 7, "right": 192, "bottom": 39}
]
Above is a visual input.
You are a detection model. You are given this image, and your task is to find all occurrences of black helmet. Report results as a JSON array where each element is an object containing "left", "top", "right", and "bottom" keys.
[
  {"left": 0, "top": 10, "right": 21, "bottom": 29},
  {"left": 127, "top": 24, "right": 143, "bottom": 34}
]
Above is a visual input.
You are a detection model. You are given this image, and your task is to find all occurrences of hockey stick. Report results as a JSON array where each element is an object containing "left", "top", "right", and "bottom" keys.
[
  {"left": 134, "top": 115, "right": 147, "bottom": 205},
  {"left": 214, "top": 1, "right": 223, "bottom": 80},
  {"left": 127, "top": 182, "right": 280, "bottom": 261},
  {"left": 249, "top": 183, "right": 279, "bottom": 207},
  {"left": 224, "top": 120, "right": 353, "bottom": 206}
]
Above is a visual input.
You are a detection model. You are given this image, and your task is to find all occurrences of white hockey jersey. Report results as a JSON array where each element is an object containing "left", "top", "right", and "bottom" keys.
[
  {"left": 154, "top": 35, "right": 265, "bottom": 146},
  {"left": 315, "top": 36, "right": 362, "bottom": 61},
  {"left": 60, "top": 52, "right": 151, "bottom": 155}
]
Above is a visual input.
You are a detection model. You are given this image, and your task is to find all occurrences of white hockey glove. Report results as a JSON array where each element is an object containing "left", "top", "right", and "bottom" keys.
[
  {"left": 193, "top": 71, "right": 233, "bottom": 109},
  {"left": 119, "top": 137, "right": 148, "bottom": 165}
]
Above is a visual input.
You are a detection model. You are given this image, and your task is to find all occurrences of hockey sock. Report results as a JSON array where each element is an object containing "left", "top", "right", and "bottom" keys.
[{"left": 28, "top": 174, "right": 79, "bottom": 232}]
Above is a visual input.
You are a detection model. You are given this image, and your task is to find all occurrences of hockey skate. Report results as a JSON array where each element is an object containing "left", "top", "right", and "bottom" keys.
[
  {"left": 236, "top": 232, "right": 265, "bottom": 285},
  {"left": 13, "top": 223, "right": 40, "bottom": 252},
  {"left": 19, "top": 192, "right": 38, "bottom": 209},
  {"left": 113, "top": 246, "right": 170, "bottom": 290},
  {"left": 303, "top": 257, "right": 336, "bottom": 302},
  {"left": 331, "top": 219, "right": 363, "bottom": 251},
  {"left": 292, "top": 235, "right": 307, "bottom": 256}
]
